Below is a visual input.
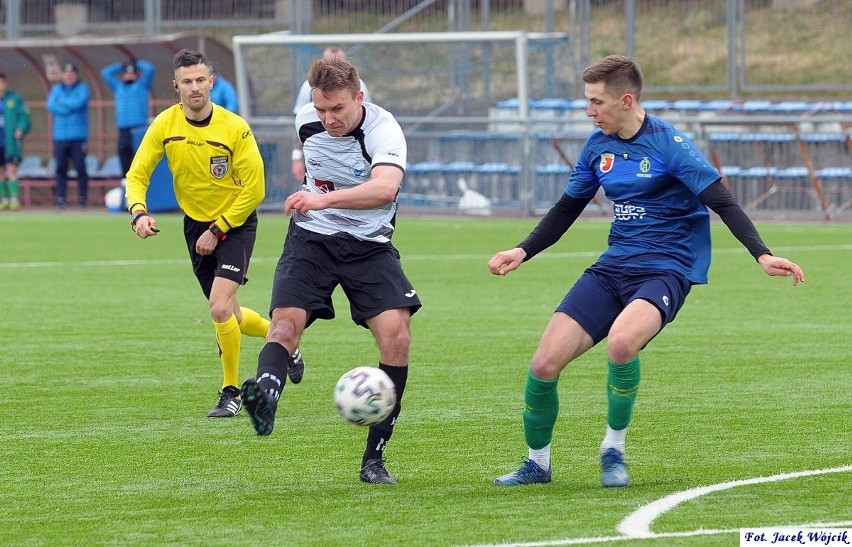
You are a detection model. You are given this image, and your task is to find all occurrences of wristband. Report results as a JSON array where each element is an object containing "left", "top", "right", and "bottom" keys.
[
  {"left": 291, "top": 149, "right": 303, "bottom": 161},
  {"left": 130, "top": 210, "right": 147, "bottom": 229},
  {"left": 209, "top": 222, "right": 227, "bottom": 241}
]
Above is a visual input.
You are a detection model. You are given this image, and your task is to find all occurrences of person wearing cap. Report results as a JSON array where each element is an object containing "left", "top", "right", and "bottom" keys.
[
  {"left": 47, "top": 62, "right": 90, "bottom": 210},
  {"left": 101, "top": 58, "right": 155, "bottom": 178},
  {"left": 209, "top": 67, "right": 238, "bottom": 113},
  {"left": 0, "top": 72, "right": 32, "bottom": 211}
]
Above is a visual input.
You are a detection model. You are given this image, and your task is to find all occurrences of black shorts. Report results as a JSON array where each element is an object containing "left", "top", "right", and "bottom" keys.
[
  {"left": 0, "top": 149, "right": 21, "bottom": 165},
  {"left": 271, "top": 220, "right": 422, "bottom": 328},
  {"left": 184, "top": 211, "right": 258, "bottom": 299}
]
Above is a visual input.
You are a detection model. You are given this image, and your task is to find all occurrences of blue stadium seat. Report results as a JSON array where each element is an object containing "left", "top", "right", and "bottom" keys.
[
  {"left": 741, "top": 100, "right": 773, "bottom": 112},
  {"left": 768, "top": 101, "right": 814, "bottom": 113},
  {"left": 642, "top": 100, "right": 671, "bottom": 111},
  {"left": 91, "top": 155, "right": 123, "bottom": 179},
  {"left": 701, "top": 100, "right": 736, "bottom": 112},
  {"left": 18, "top": 155, "right": 50, "bottom": 178},
  {"left": 86, "top": 154, "right": 100, "bottom": 176},
  {"left": 671, "top": 99, "right": 705, "bottom": 111}
]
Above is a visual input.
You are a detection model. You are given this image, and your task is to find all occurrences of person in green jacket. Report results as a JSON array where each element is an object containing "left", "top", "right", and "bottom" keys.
[{"left": 0, "top": 72, "right": 32, "bottom": 210}]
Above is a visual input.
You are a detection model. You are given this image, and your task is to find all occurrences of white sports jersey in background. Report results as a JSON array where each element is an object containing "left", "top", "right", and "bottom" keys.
[{"left": 293, "top": 102, "right": 407, "bottom": 243}]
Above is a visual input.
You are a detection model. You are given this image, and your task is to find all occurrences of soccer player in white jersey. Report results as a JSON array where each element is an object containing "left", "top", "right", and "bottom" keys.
[
  {"left": 290, "top": 46, "right": 371, "bottom": 185},
  {"left": 241, "top": 57, "right": 421, "bottom": 484}
]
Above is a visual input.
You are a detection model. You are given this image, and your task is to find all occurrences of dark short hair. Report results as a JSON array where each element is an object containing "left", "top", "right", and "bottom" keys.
[
  {"left": 173, "top": 49, "right": 211, "bottom": 71},
  {"left": 0, "top": 72, "right": 7, "bottom": 81},
  {"left": 307, "top": 58, "right": 360, "bottom": 97},
  {"left": 582, "top": 55, "right": 643, "bottom": 101}
]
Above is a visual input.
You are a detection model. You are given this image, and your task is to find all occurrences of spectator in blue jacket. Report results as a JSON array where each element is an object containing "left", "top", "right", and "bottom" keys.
[
  {"left": 47, "top": 63, "right": 90, "bottom": 210},
  {"left": 210, "top": 68, "right": 239, "bottom": 113},
  {"left": 101, "top": 58, "right": 155, "bottom": 177}
]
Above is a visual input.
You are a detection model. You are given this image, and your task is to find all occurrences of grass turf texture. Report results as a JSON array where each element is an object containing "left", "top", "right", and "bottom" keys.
[{"left": 1, "top": 212, "right": 849, "bottom": 545}]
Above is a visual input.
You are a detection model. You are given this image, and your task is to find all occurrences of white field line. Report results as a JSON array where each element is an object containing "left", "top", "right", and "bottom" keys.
[
  {"left": 468, "top": 465, "right": 852, "bottom": 547},
  {"left": 1, "top": 244, "right": 850, "bottom": 270},
  {"left": 618, "top": 464, "right": 852, "bottom": 538}
]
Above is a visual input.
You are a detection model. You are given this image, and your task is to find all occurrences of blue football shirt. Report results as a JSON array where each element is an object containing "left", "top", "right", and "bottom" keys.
[{"left": 567, "top": 115, "right": 721, "bottom": 284}]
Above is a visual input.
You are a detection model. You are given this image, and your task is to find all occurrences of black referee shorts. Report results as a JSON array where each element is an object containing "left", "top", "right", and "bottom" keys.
[
  {"left": 184, "top": 211, "right": 258, "bottom": 300},
  {"left": 271, "top": 221, "right": 422, "bottom": 328}
]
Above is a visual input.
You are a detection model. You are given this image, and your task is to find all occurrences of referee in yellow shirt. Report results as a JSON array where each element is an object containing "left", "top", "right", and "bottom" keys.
[{"left": 126, "top": 49, "right": 297, "bottom": 417}]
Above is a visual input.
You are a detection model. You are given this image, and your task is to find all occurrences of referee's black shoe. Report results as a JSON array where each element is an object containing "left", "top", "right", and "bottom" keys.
[
  {"left": 240, "top": 378, "right": 276, "bottom": 436},
  {"left": 288, "top": 347, "right": 305, "bottom": 384},
  {"left": 207, "top": 385, "right": 242, "bottom": 418}
]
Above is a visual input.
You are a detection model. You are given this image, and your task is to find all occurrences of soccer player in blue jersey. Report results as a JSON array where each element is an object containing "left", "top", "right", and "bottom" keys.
[{"left": 488, "top": 55, "right": 805, "bottom": 488}]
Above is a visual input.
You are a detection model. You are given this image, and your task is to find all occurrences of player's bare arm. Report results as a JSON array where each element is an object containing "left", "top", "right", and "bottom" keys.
[
  {"left": 757, "top": 254, "right": 805, "bottom": 286},
  {"left": 488, "top": 247, "right": 527, "bottom": 276},
  {"left": 285, "top": 165, "right": 402, "bottom": 214}
]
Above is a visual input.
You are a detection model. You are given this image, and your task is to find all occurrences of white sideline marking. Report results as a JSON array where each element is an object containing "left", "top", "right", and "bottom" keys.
[
  {"left": 618, "top": 464, "right": 852, "bottom": 538},
  {"left": 1, "top": 244, "right": 850, "bottom": 269},
  {"left": 470, "top": 465, "right": 852, "bottom": 547}
]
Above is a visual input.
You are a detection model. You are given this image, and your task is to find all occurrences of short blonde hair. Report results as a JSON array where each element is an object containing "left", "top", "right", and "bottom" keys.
[{"left": 308, "top": 58, "right": 361, "bottom": 97}]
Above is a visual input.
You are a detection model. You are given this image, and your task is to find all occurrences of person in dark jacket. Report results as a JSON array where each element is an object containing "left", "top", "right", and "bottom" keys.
[
  {"left": 47, "top": 63, "right": 90, "bottom": 210},
  {"left": 101, "top": 59, "right": 155, "bottom": 178}
]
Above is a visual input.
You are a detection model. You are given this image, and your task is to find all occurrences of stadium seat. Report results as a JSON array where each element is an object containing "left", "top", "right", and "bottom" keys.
[
  {"left": 44, "top": 158, "right": 56, "bottom": 176},
  {"left": 86, "top": 154, "right": 100, "bottom": 176},
  {"left": 91, "top": 155, "right": 123, "bottom": 179},
  {"left": 18, "top": 155, "right": 50, "bottom": 178}
]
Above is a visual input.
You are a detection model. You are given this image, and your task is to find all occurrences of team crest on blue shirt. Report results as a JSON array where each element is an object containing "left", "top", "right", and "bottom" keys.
[
  {"left": 600, "top": 153, "right": 615, "bottom": 173},
  {"left": 210, "top": 156, "right": 229, "bottom": 179}
]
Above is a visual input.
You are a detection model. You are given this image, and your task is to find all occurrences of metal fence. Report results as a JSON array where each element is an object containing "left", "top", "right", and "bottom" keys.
[
  {"left": 3, "top": 1, "right": 850, "bottom": 96},
  {"left": 235, "top": 31, "right": 852, "bottom": 219},
  {"left": 2, "top": 0, "right": 849, "bottom": 217}
]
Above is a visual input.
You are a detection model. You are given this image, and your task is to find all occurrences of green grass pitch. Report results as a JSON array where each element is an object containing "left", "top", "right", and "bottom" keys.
[{"left": 1, "top": 211, "right": 849, "bottom": 545}]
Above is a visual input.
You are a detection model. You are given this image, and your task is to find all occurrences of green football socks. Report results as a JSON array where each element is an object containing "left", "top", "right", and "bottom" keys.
[
  {"left": 523, "top": 368, "right": 559, "bottom": 450},
  {"left": 606, "top": 356, "right": 641, "bottom": 430}
]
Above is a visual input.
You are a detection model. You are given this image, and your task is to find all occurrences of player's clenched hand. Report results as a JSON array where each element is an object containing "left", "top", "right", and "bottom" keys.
[
  {"left": 284, "top": 191, "right": 325, "bottom": 215},
  {"left": 758, "top": 254, "right": 805, "bottom": 286},
  {"left": 488, "top": 248, "right": 527, "bottom": 276}
]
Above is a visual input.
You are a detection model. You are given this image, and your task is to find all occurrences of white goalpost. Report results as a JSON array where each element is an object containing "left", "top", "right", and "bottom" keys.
[{"left": 231, "top": 30, "right": 577, "bottom": 215}]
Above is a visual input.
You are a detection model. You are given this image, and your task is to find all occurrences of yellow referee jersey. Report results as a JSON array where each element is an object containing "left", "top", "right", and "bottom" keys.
[{"left": 125, "top": 103, "right": 265, "bottom": 231}]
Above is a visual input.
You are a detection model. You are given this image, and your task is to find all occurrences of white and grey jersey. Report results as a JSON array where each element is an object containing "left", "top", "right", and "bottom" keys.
[{"left": 293, "top": 102, "right": 407, "bottom": 243}]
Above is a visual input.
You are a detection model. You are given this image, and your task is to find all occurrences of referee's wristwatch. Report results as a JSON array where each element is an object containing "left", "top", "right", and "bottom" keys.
[
  {"left": 130, "top": 209, "right": 147, "bottom": 229},
  {"left": 209, "top": 222, "right": 227, "bottom": 241}
]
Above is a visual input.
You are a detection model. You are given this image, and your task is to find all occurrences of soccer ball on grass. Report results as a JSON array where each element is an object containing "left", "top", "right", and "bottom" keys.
[{"left": 334, "top": 366, "right": 397, "bottom": 426}]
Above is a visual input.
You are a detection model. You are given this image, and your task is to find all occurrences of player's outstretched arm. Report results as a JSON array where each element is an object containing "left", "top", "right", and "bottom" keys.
[
  {"left": 757, "top": 254, "right": 805, "bottom": 286},
  {"left": 488, "top": 248, "right": 527, "bottom": 276}
]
